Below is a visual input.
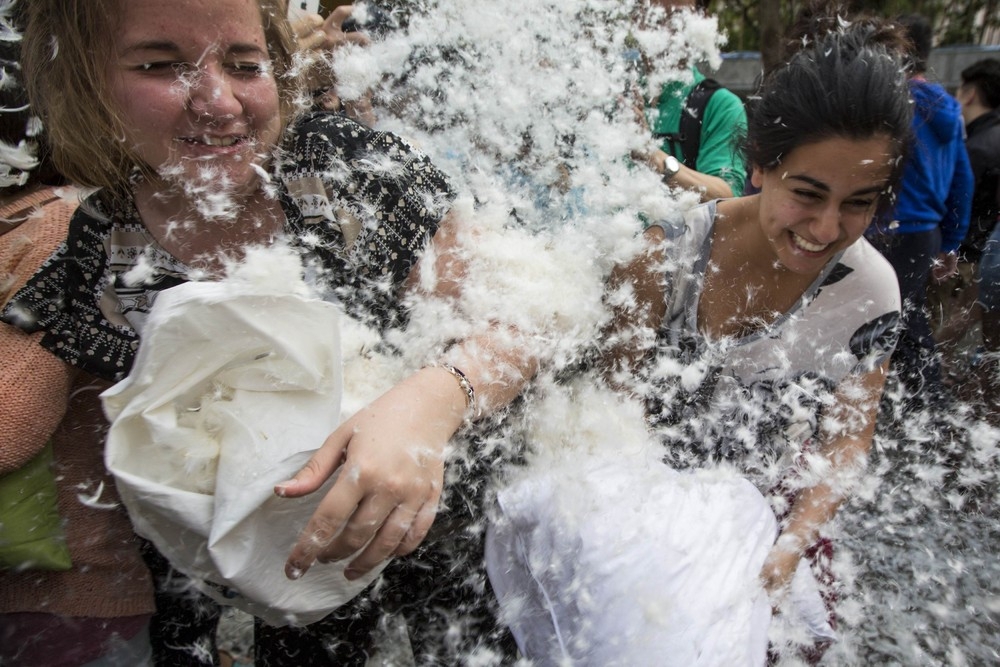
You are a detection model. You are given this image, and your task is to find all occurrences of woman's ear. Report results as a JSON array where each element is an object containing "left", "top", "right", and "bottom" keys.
[{"left": 750, "top": 165, "right": 764, "bottom": 190}]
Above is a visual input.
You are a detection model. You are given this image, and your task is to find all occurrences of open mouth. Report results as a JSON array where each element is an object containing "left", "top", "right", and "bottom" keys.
[
  {"left": 178, "top": 134, "right": 246, "bottom": 148},
  {"left": 791, "top": 232, "right": 830, "bottom": 254}
]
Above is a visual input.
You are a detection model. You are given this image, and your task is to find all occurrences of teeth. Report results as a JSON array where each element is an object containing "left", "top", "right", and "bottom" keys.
[
  {"left": 201, "top": 135, "right": 238, "bottom": 147},
  {"left": 792, "top": 232, "right": 829, "bottom": 253}
]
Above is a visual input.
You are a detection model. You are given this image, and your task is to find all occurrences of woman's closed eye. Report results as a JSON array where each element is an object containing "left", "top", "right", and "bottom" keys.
[
  {"left": 227, "top": 60, "right": 268, "bottom": 76},
  {"left": 843, "top": 197, "right": 877, "bottom": 211},
  {"left": 793, "top": 189, "right": 823, "bottom": 202},
  {"left": 133, "top": 60, "right": 266, "bottom": 78},
  {"left": 134, "top": 61, "right": 183, "bottom": 73}
]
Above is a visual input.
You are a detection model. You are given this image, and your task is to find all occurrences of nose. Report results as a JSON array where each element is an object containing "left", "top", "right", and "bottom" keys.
[
  {"left": 811, "top": 205, "right": 841, "bottom": 244},
  {"left": 187, "top": 65, "right": 242, "bottom": 122}
]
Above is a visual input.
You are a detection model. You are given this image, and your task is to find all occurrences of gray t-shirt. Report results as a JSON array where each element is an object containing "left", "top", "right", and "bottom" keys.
[{"left": 647, "top": 201, "right": 901, "bottom": 492}]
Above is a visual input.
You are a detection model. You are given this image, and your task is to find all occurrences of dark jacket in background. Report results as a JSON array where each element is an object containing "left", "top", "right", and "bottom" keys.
[{"left": 958, "top": 108, "right": 1000, "bottom": 263}]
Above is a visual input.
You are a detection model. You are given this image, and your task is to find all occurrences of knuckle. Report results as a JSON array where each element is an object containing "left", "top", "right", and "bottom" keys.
[
  {"left": 302, "top": 456, "right": 328, "bottom": 479},
  {"left": 304, "top": 516, "right": 342, "bottom": 548},
  {"left": 338, "top": 526, "right": 372, "bottom": 554}
]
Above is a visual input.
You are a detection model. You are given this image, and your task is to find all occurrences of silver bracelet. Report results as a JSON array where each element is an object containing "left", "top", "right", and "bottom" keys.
[{"left": 436, "top": 363, "right": 478, "bottom": 420}]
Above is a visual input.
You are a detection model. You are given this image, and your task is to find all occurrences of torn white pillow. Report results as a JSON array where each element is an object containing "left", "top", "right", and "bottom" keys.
[
  {"left": 486, "top": 456, "right": 836, "bottom": 666},
  {"left": 104, "top": 274, "right": 386, "bottom": 627}
]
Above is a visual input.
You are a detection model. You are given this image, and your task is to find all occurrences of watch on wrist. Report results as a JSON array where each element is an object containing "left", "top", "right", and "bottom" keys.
[{"left": 662, "top": 154, "right": 681, "bottom": 182}]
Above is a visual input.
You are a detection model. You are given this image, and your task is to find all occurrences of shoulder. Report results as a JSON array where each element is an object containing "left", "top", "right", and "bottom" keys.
[
  {"left": 967, "top": 113, "right": 1000, "bottom": 154},
  {"left": 805, "top": 240, "right": 900, "bottom": 371},
  {"left": 648, "top": 201, "right": 714, "bottom": 242},
  {"left": 704, "top": 85, "right": 746, "bottom": 117},
  {"left": 278, "top": 111, "right": 453, "bottom": 204},
  {"left": 823, "top": 238, "right": 900, "bottom": 309},
  {"left": 1, "top": 190, "right": 129, "bottom": 370},
  {"left": 815, "top": 239, "right": 901, "bottom": 342},
  {"left": 682, "top": 200, "right": 717, "bottom": 232},
  {"left": 0, "top": 188, "right": 79, "bottom": 304},
  {"left": 913, "top": 80, "right": 962, "bottom": 122},
  {"left": 281, "top": 111, "right": 434, "bottom": 166}
]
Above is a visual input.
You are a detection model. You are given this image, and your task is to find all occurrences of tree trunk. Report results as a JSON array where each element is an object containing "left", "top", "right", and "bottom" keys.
[{"left": 758, "top": 0, "right": 782, "bottom": 74}]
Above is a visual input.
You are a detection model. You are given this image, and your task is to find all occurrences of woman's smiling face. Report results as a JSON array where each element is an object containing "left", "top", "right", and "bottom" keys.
[
  {"left": 107, "top": 0, "right": 283, "bottom": 198},
  {"left": 752, "top": 135, "right": 895, "bottom": 276}
]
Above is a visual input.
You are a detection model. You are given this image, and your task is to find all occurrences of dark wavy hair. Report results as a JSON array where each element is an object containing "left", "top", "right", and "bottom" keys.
[{"left": 743, "top": 21, "right": 914, "bottom": 218}]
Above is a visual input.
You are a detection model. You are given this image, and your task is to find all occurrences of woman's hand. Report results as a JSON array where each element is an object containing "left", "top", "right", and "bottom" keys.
[
  {"left": 291, "top": 5, "right": 369, "bottom": 54},
  {"left": 760, "top": 536, "right": 802, "bottom": 603},
  {"left": 276, "top": 366, "right": 468, "bottom": 581},
  {"left": 290, "top": 5, "right": 376, "bottom": 121}
]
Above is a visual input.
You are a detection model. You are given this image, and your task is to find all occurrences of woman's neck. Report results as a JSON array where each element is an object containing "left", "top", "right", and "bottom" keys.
[
  {"left": 699, "top": 197, "right": 816, "bottom": 339},
  {"left": 133, "top": 178, "right": 285, "bottom": 271}
]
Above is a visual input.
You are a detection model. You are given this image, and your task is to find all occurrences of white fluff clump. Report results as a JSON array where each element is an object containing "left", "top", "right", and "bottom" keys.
[
  {"left": 518, "top": 375, "right": 657, "bottom": 470},
  {"left": 339, "top": 315, "right": 405, "bottom": 420},
  {"left": 221, "top": 243, "right": 315, "bottom": 299}
]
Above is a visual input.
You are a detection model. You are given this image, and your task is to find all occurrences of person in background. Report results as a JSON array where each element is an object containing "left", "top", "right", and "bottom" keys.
[
  {"left": 974, "top": 211, "right": 1000, "bottom": 429},
  {"left": 867, "top": 13, "right": 973, "bottom": 409},
  {"left": 928, "top": 58, "right": 1000, "bottom": 392},
  {"left": 9, "top": 0, "right": 537, "bottom": 664},
  {"left": 634, "top": 0, "right": 748, "bottom": 201},
  {"left": 951, "top": 58, "right": 1000, "bottom": 427},
  {"left": 0, "top": 17, "right": 156, "bottom": 667}
]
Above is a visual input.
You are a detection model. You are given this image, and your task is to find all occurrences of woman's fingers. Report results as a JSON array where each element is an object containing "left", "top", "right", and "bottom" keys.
[
  {"left": 326, "top": 4, "right": 354, "bottom": 30},
  {"left": 274, "top": 426, "right": 351, "bottom": 498},
  {"left": 342, "top": 503, "right": 422, "bottom": 580},
  {"left": 394, "top": 496, "right": 440, "bottom": 556},
  {"left": 284, "top": 471, "right": 366, "bottom": 579},
  {"left": 290, "top": 12, "right": 324, "bottom": 38},
  {"left": 297, "top": 29, "right": 329, "bottom": 53},
  {"left": 321, "top": 7, "right": 370, "bottom": 49},
  {"left": 281, "top": 369, "right": 459, "bottom": 580},
  {"left": 283, "top": 451, "right": 439, "bottom": 579}
]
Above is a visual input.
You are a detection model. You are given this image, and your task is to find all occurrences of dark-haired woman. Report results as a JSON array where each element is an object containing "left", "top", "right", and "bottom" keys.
[{"left": 489, "top": 19, "right": 910, "bottom": 666}]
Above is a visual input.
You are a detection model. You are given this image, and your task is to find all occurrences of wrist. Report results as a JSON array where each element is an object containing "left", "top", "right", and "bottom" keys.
[{"left": 424, "top": 363, "right": 479, "bottom": 425}]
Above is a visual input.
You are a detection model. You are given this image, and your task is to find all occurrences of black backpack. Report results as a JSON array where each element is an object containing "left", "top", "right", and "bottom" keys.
[{"left": 652, "top": 78, "right": 722, "bottom": 169}]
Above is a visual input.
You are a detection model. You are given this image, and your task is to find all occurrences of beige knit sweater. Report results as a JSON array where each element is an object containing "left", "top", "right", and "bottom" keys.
[{"left": 0, "top": 187, "right": 154, "bottom": 618}]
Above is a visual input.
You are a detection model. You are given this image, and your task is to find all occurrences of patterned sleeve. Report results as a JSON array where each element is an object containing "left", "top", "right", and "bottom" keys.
[
  {"left": 279, "top": 112, "right": 455, "bottom": 298},
  {"left": 0, "top": 205, "right": 139, "bottom": 380}
]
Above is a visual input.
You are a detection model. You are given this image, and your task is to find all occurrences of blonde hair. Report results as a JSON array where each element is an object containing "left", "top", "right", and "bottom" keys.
[{"left": 21, "top": 0, "right": 300, "bottom": 197}]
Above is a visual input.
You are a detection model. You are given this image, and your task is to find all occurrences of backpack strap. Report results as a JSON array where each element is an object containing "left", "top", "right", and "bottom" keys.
[
  {"left": 652, "top": 78, "right": 721, "bottom": 169},
  {"left": 678, "top": 78, "right": 721, "bottom": 169}
]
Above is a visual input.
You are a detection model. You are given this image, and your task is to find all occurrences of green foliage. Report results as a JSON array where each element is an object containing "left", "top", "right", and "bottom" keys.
[{"left": 705, "top": 0, "right": 1000, "bottom": 51}]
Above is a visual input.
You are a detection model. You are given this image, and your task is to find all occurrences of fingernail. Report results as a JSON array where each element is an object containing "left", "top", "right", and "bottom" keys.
[
  {"left": 286, "top": 564, "right": 305, "bottom": 580},
  {"left": 344, "top": 568, "right": 360, "bottom": 580},
  {"left": 274, "top": 483, "right": 291, "bottom": 497}
]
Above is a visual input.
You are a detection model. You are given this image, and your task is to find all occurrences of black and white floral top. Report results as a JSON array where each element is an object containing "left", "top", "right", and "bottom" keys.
[{"left": 0, "top": 112, "right": 454, "bottom": 381}]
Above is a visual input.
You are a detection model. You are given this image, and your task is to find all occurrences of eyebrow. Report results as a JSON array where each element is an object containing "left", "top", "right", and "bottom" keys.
[
  {"left": 120, "top": 40, "right": 267, "bottom": 59},
  {"left": 786, "top": 174, "right": 886, "bottom": 196}
]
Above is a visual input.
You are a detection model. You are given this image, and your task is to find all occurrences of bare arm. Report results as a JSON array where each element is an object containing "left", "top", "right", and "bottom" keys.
[
  {"left": 647, "top": 148, "right": 735, "bottom": 202},
  {"left": 278, "top": 211, "right": 538, "bottom": 580},
  {"left": 601, "top": 225, "right": 668, "bottom": 391},
  {"left": 760, "top": 359, "right": 888, "bottom": 599}
]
